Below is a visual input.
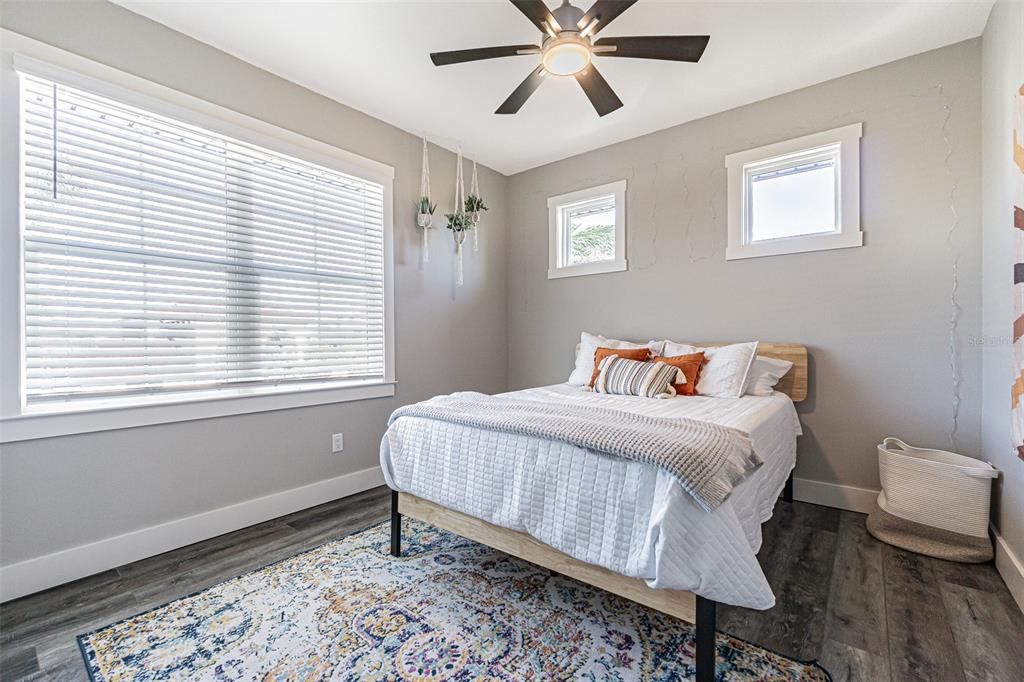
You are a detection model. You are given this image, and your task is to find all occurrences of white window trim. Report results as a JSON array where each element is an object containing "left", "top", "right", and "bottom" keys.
[
  {"left": 0, "top": 33, "right": 396, "bottom": 442},
  {"left": 547, "top": 180, "right": 627, "bottom": 279},
  {"left": 725, "top": 123, "right": 862, "bottom": 261}
]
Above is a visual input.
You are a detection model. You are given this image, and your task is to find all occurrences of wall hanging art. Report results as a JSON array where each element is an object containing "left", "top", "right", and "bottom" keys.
[{"left": 1013, "top": 76, "right": 1024, "bottom": 461}]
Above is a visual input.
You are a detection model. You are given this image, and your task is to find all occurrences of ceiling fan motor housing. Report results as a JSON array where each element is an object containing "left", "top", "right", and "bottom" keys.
[{"left": 551, "top": 0, "right": 585, "bottom": 31}]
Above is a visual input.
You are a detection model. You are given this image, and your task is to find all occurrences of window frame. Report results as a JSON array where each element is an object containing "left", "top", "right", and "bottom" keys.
[
  {"left": 547, "top": 180, "right": 627, "bottom": 279},
  {"left": 725, "top": 123, "right": 862, "bottom": 261},
  {"left": 0, "top": 44, "right": 396, "bottom": 443}
]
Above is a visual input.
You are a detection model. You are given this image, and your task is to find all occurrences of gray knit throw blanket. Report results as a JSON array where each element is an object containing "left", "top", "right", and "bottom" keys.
[{"left": 389, "top": 392, "right": 761, "bottom": 513}]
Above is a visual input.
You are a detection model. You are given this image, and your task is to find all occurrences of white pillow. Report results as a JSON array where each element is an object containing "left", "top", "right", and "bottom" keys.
[
  {"left": 568, "top": 332, "right": 664, "bottom": 386},
  {"left": 662, "top": 340, "right": 759, "bottom": 398},
  {"left": 745, "top": 356, "right": 794, "bottom": 396}
]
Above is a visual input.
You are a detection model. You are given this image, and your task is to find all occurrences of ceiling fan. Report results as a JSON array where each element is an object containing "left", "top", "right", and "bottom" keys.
[{"left": 429, "top": 0, "right": 709, "bottom": 117}]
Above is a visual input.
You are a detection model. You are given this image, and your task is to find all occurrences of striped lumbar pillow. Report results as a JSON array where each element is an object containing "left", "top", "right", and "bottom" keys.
[{"left": 593, "top": 356, "right": 679, "bottom": 399}]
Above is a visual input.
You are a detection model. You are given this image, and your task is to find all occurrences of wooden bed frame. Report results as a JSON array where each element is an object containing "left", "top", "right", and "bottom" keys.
[{"left": 389, "top": 343, "right": 808, "bottom": 682}]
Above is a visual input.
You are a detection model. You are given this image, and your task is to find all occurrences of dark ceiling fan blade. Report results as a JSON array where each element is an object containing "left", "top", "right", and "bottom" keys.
[
  {"left": 496, "top": 65, "right": 548, "bottom": 114},
  {"left": 430, "top": 45, "right": 539, "bottom": 66},
  {"left": 574, "top": 64, "right": 623, "bottom": 117},
  {"left": 578, "top": 0, "right": 638, "bottom": 35},
  {"left": 510, "top": 0, "right": 561, "bottom": 32},
  {"left": 594, "top": 35, "right": 710, "bottom": 62}
]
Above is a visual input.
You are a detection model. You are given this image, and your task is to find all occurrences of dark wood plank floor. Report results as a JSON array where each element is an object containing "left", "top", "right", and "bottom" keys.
[{"left": 2, "top": 487, "right": 1022, "bottom": 681}]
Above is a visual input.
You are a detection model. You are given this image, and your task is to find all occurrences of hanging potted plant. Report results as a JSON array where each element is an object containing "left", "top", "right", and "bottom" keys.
[
  {"left": 467, "top": 160, "right": 486, "bottom": 252},
  {"left": 464, "top": 194, "right": 487, "bottom": 225},
  {"left": 445, "top": 210, "right": 473, "bottom": 233},
  {"left": 416, "top": 196, "right": 436, "bottom": 228},
  {"left": 445, "top": 210, "right": 473, "bottom": 286},
  {"left": 447, "top": 149, "right": 475, "bottom": 286},
  {"left": 417, "top": 138, "right": 434, "bottom": 263}
]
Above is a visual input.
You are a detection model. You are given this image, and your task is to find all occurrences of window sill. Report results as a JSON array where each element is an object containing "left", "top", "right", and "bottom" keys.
[
  {"left": 548, "top": 259, "right": 628, "bottom": 280},
  {"left": 726, "top": 230, "right": 863, "bottom": 260},
  {"left": 0, "top": 380, "right": 396, "bottom": 443}
]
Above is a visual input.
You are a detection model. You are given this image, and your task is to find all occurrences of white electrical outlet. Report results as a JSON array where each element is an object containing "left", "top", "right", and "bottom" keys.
[{"left": 332, "top": 433, "right": 344, "bottom": 453}]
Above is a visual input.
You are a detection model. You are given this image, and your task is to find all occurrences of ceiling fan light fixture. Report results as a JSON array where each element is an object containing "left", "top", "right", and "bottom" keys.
[
  {"left": 541, "top": 35, "right": 592, "bottom": 76},
  {"left": 430, "top": 0, "right": 709, "bottom": 116}
]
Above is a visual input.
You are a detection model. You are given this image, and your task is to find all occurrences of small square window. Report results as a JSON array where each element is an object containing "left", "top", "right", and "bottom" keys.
[
  {"left": 548, "top": 180, "right": 626, "bottom": 279},
  {"left": 726, "top": 123, "right": 862, "bottom": 260}
]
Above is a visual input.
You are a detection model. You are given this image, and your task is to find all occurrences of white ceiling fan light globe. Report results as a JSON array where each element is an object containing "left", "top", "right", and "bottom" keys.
[{"left": 541, "top": 40, "right": 592, "bottom": 76}]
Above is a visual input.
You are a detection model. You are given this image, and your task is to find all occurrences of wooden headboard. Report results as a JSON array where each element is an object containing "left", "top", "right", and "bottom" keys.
[{"left": 575, "top": 342, "right": 808, "bottom": 402}]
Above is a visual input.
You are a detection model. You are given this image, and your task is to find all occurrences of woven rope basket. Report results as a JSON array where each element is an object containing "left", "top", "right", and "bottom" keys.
[{"left": 876, "top": 438, "right": 998, "bottom": 539}]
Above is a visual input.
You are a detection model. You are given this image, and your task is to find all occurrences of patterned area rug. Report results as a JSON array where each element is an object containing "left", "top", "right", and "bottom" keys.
[{"left": 79, "top": 519, "right": 830, "bottom": 681}]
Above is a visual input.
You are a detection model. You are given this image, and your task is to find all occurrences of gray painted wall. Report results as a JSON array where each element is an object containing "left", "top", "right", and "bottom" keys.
[
  {"left": 0, "top": 2, "right": 994, "bottom": 589},
  {"left": 0, "top": 1, "right": 508, "bottom": 565},
  {"left": 981, "top": 1, "right": 1024, "bottom": 592},
  {"left": 507, "top": 40, "right": 983, "bottom": 493}
]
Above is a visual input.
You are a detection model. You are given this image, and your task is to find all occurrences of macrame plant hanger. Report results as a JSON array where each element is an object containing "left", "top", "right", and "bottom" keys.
[
  {"left": 470, "top": 160, "right": 481, "bottom": 252},
  {"left": 452, "top": 149, "right": 467, "bottom": 286},
  {"left": 417, "top": 137, "right": 432, "bottom": 263}
]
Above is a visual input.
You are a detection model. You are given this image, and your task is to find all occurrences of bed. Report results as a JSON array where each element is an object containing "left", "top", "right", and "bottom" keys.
[{"left": 380, "top": 342, "right": 808, "bottom": 681}]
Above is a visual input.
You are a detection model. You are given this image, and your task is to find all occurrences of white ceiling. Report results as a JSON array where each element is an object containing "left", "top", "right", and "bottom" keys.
[{"left": 116, "top": 1, "right": 992, "bottom": 175}]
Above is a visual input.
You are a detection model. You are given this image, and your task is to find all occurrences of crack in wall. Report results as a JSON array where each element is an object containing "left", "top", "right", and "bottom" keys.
[
  {"left": 682, "top": 162, "right": 721, "bottom": 263},
  {"left": 938, "top": 83, "right": 963, "bottom": 451},
  {"left": 634, "top": 162, "right": 663, "bottom": 271},
  {"left": 679, "top": 166, "right": 700, "bottom": 263},
  {"left": 834, "top": 84, "right": 965, "bottom": 450}
]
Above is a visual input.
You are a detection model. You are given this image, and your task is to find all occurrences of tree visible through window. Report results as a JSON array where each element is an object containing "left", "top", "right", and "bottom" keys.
[{"left": 568, "top": 201, "right": 615, "bottom": 265}]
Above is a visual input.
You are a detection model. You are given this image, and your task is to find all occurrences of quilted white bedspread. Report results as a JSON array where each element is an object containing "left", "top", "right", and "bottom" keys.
[{"left": 380, "top": 384, "right": 801, "bottom": 609}]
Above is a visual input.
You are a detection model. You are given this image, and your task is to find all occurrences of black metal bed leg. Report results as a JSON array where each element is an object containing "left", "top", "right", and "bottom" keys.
[
  {"left": 695, "top": 595, "right": 717, "bottom": 682},
  {"left": 390, "top": 490, "right": 401, "bottom": 557},
  {"left": 782, "top": 470, "right": 794, "bottom": 503}
]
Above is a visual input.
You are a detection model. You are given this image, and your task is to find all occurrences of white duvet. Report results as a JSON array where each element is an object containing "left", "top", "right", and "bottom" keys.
[{"left": 380, "top": 383, "right": 801, "bottom": 609}]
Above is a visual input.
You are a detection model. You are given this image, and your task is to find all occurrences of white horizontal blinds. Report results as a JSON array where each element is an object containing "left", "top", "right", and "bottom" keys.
[
  {"left": 21, "top": 74, "right": 386, "bottom": 405},
  {"left": 750, "top": 156, "right": 835, "bottom": 183}
]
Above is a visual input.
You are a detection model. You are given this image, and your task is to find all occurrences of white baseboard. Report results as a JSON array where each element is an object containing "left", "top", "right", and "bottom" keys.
[
  {"left": 793, "top": 477, "right": 879, "bottom": 514},
  {"left": 0, "top": 465, "right": 385, "bottom": 602},
  {"left": 994, "top": 527, "right": 1024, "bottom": 615}
]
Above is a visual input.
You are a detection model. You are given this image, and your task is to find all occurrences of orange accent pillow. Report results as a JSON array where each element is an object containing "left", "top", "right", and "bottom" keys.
[
  {"left": 590, "top": 347, "right": 651, "bottom": 387},
  {"left": 651, "top": 352, "right": 706, "bottom": 396}
]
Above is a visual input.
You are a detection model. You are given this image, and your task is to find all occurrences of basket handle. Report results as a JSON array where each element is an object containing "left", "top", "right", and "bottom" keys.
[
  {"left": 883, "top": 438, "right": 1001, "bottom": 479},
  {"left": 882, "top": 437, "right": 914, "bottom": 452}
]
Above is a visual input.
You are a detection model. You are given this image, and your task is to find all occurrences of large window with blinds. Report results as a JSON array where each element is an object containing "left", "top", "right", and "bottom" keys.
[{"left": 14, "top": 65, "right": 394, "bottom": 416}]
